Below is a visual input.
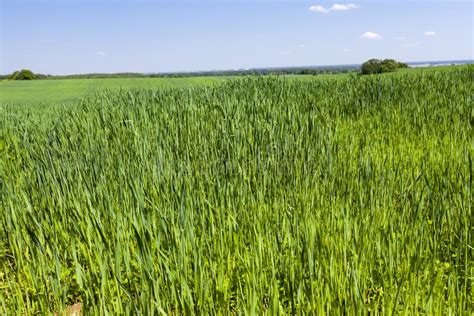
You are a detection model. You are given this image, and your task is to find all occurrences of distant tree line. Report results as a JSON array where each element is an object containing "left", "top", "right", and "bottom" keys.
[
  {"left": 2, "top": 66, "right": 360, "bottom": 81},
  {"left": 360, "top": 59, "right": 408, "bottom": 75},
  {"left": 0, "top": 69, "right": 54, "bottom": 80},
  {"left": 154, "top": 66, "right": 359, "bottom": 78},
  {"left": 2, "top": 62, "right": 410, "bottom": 80}
]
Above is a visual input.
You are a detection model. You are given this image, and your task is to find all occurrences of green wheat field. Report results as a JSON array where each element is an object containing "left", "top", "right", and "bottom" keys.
[{"left": 0, "top": 66, "right": 472, "bottom": 314}]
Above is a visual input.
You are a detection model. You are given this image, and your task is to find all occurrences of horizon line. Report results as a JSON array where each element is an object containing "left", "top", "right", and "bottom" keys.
[{"left": 2, "top": 59, "right": 473, "bottom": 77}]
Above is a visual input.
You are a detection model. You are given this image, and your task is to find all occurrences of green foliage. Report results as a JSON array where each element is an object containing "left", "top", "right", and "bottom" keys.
[
  {"left": 360, "top": 59, "right": 409, "bottom": 75},
  {"left": 379, "top": 59, "right": 399, "bottom": 73},
  {"left": 10, "top": 69, "right": 36, "bottom": 80},
  {"left": 397, "top": 61, "right": 409, "bottom": 68},
  {"left": 0, "top": 66, "right": 472, "bottom": 314}
]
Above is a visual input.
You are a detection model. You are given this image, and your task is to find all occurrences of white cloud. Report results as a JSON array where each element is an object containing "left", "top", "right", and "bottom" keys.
[
  {"left": 96, "top": 51, "right": 107, "bottom": 56},
  {"left": 331, "top": 3, "right": 360, "bottom": 11},
  {"left": 309, "top": 3, "right": 359, "bottom": 13},
  {"left": 424, "top": 31, "right": 436, "bottom": 36},
  {"left": 299, "top": 44, "right": 305, "bottom": 48},
  {"left": 343, "top": 48, "right": 352, "bottom": 52},
  {"left": 309, "top": 5, "right": 329, "bottom": 13},
  {"left": 361, "top": 32, "right": 382, "bottom": 40}
]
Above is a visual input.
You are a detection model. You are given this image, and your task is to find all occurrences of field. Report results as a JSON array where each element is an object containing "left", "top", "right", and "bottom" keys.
[
  {"left": 0, "top": 66, "right": 472, "bottom": 314},
  {"left": 0, "top": 76, "right": 226, "bottom": 105}
]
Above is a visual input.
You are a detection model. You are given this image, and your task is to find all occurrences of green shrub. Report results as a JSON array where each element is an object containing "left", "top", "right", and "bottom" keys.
[
  {"left": 360, "top": 59, "right": 408, "bottom": 75},
  {"left": 10, "top": 69, "right": 35, "bottom": 80}
]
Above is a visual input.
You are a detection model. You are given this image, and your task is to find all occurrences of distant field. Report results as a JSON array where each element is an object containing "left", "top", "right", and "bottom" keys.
[
  {"left": 0, "top": 76, "right": 226, "bottom": 104},
  {"left": 1, "top": 66, "right": 469, "bottom": 106}
]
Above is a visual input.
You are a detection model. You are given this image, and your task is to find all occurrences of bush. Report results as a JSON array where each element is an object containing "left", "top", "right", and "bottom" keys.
[
  {"left": 360, "top": 59, "right": 408, "bottom": 75},
  {"left": 10, "top": 69, "right": 36, "bottom": 80},
  {"left": 398, "top": 62, "right": 409, "bottom": 68}
]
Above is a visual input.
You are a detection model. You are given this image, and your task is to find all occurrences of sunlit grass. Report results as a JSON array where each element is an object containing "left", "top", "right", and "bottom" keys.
[
  {"left": 0, "top": 76, "right": 226, "bottom": 104},
  {"left": 0, "top": 65, "right": 472, "bottom": 314}
]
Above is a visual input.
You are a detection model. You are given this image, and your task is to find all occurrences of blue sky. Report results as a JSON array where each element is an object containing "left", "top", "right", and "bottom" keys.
[{"left": 1, "top": 0, "right": 472, "bottom": 74}]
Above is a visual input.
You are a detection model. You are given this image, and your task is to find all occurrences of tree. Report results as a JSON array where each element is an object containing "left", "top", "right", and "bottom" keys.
[
  {"left": 360, "top": 59, "right": 409, "bottom": 75},
  {"left": 380, "top": 59, "right": 399, "bottom": 73},
  {"left": 360, "top": 59, "right": 383, "bottom": 75},
  {"left": 10, "top": 69, "right": 35, "bottom": 80},
  {"left": 397, "top": 61, "right": 408, "bottom": 68}
]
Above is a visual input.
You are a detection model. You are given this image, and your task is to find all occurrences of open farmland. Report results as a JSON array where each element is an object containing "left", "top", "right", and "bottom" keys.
[
  {"left": 0, "top": 66, "right": 472, "bottom": 314},
  {"left": 0, "top": 76, "right": 226, "bottom": 105}
]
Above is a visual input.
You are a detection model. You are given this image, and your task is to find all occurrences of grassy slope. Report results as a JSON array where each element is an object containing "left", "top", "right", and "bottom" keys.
[{"left": 0, "top": 65, "right": 468, "bottom": 105}]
